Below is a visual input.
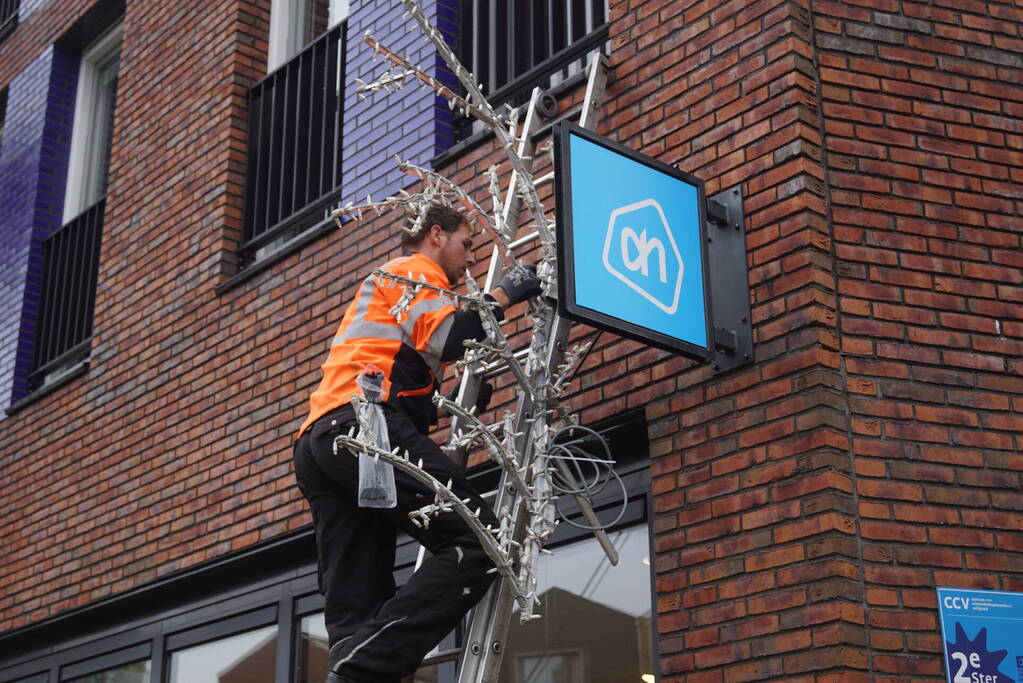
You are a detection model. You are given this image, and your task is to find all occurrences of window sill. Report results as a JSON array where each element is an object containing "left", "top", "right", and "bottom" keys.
[
  {"left": 6, "top": 360, "right": 90, "bottom": 416},
  {"left": 216, "top": 216, "right": 339, "bottom": 295}
]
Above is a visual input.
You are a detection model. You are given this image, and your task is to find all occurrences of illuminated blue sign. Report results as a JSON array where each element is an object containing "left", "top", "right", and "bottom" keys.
[
  {"left": 937, "top": 587, "right": 1023, "bottom": 683},
  {"left": 554, "top": 122, "right": 710, "bottom": 358}
]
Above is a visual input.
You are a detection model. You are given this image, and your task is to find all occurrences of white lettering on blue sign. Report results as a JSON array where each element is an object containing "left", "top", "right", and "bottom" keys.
[
  {"left": 601, "top": 199, "right": 684, "bottom": 315},
  {"left": 945, "top": 596, "right": 971, "bottom": 610}
]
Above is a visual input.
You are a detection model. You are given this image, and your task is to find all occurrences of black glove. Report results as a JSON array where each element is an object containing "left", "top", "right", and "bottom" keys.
[{"left": 497, "top": 264, "right": 542, "bottom": 305}]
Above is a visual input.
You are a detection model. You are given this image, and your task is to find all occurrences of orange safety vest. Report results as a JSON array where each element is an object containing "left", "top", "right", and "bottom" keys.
[{"left": 299, "top": 253, "right": 458, "bottom": 436}]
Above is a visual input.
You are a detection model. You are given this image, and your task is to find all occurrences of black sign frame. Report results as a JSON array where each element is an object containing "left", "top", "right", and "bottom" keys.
[{"left": 553, "top": 121, "right": 713, "bottom": 360}]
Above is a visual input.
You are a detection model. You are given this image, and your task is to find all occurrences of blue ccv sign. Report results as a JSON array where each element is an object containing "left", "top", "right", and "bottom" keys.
[{"left": 554, "top": 122, "right": 710, "bottom": 359}]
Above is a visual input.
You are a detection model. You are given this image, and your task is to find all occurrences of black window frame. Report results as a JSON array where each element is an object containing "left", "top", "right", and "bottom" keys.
[
  {"left": 26, "top": 197, "right": 106, "bottom": 395},
  {"left": 60, "top": 643, "right": 150, "bottom": 682},
  {"left": 237, "top": 20, "right": 346, "bottom": 270},
  {"left": 0, "top": 0, "right": 18, "bottom": 43}
]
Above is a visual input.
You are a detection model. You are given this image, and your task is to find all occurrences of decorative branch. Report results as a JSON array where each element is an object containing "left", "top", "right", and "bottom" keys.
[{"left": 334, "top": 412, "right": 536, "bottom": 614}]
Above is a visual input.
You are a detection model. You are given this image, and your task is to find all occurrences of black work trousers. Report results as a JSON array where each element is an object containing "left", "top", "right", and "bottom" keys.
[{"left": 293, "top": 404, "right": 498, "bottom": 683}]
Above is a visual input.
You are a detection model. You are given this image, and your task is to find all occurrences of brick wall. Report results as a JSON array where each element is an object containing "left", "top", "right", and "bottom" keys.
[
  {"left": 816, "top": 1, "right": 1023, "bottom": 680},
  {"left": 603, "top": 0, "right": 865, "bottom": 679},
  {"left": 613, "top": 0, "right": 1023, "bottom": 680},
  {"left": 0, "top": 0, "right": 1021, "bottom": 680},
  {"left": 0, "top": 0, "right": 281, "bottom": 628}
]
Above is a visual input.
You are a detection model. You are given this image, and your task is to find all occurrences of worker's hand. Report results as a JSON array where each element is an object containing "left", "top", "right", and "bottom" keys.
[{"left": 496, "top": 264, "right": 542, "bottom": 306}]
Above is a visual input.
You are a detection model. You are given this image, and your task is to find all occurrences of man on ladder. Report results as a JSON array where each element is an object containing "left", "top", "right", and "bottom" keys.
[{"left": 292, "top": 204, "right": 542, "bottom": 683}]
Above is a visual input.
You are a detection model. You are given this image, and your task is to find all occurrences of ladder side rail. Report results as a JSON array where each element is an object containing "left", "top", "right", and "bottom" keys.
[
  {"left": 448, "top": 85, "right": 545, "bottom": 469},
  {"left": 457, "top": 52, "right": 611, "bottom": 683}
]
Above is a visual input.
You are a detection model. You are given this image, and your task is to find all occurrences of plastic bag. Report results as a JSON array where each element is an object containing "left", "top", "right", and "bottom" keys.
[{"left": 355, "top": 366, "right": 397, "bottom": 508}]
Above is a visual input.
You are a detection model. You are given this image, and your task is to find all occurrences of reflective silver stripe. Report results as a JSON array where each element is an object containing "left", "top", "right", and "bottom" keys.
[
  {"left": 335, "top": 616, "right": 408, "bottom": 670},
  {"left": 399, "top": 295, "right": 456, "bottom": 338},
  {"left": 350, "top": 275, "right": 377, "bottom": 322},
  {"left": 332, "top": 321, "right": 405, "bottom": 345},
  {"left": 424, "top": 313, "right": 454, "bottom": 366},
  {"left": 423, "top": 353, "right": 442, "bottom": 376},
  {"left": 330, "top": 268, "right": 405, "bottom": 346}
]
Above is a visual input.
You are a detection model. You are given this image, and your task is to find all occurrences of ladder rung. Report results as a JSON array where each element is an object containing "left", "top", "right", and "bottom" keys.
[
  {"left": 475, "top": 347, "right": 530, "bottom": 378},
  {"left": 535, "top": 171, "right": 554, "bottom": 186},
  {"left": 508, "top": 230, "right": 540, "bottom": 249}
]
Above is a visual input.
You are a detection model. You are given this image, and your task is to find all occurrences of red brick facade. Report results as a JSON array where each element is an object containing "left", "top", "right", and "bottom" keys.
[{"left": 1, "top": 0, "right": 1021, "bottom": 680}]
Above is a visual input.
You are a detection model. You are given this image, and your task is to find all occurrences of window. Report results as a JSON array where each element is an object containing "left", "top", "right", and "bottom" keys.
[
  {"left": 238, "top": 1, "right": 348, "bottom": 265},
  {"left": 501, "top": 525, "right": 654, "bottom": 683},
  {"left": 169, "top": 624, "right": 278, "bottom": 683},
  {"left": 25, "top": 22, "right": 121, "bottom": 394},
  {"left": 297, "top": 613, "right": 330, "bottom": 683},
  {"left": 65, "top": 660, "right": 150, "bottom": 683},
  {"left": 64, "top": 23, "right": 121, "bottom": 222},
  {"left": 268, "top": 0, "right": 348, "bottom": 71},
  {"left": 456, "top": 0, "right": 609, "bottom": 139},
  {"left": 0, "top": 0, "right": 18, "bottom": 42}
]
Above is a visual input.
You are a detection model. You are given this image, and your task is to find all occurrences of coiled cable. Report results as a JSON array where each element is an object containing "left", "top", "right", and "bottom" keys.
[{"left": 545, "top": 424, "right": 629, "bottom": 531}]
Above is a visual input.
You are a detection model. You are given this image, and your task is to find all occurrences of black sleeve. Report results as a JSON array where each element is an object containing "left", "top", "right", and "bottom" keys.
[{"left": 440, "top": 296, "right": 505, "bottom": 362}]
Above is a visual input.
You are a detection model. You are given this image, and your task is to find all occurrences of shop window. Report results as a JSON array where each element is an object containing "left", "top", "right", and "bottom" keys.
[
  {"left": 500, "top": 524, "right": 654, "bottom": 683},
  {"left": 64, "top": 660, "right": 150, "bottom": 683},
  {"left": 168, "top": 624, "right": 278, "bottom": 683},
  {"left": 297, "top": 613, "right": 330, "bottom": 683}
]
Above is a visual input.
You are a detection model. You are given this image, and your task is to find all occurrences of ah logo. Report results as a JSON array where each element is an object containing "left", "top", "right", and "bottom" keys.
[{"left": 602, "top": 199, "right": 684, "bottom": 315}]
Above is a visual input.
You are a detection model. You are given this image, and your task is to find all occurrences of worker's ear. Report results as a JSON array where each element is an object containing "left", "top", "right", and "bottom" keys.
[{"left": 429, "top": 223, "right": 444, "bottom": 243}]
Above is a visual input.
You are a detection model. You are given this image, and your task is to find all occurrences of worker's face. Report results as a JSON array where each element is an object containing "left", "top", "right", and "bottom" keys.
[{"left": 436, "top": 221, "right": 474, "bottom": 285}]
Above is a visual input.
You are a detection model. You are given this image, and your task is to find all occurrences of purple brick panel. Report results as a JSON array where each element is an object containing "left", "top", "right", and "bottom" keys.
[
  {"left": 0, "top": 45, "right": 78, "bottom": 406},
  {"left": 341, "top": 0, "right": 458, "bottom": 206}
]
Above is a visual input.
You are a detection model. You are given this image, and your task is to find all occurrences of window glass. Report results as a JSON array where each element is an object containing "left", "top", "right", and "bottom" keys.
[
  {"left": 498, "top": 524, "right": 654, "bottom": 683},
  {"left": 516, "top": 653, "right": 582, "bottom": 683},
  {"left": 298, "top": 0, "right": 330, "bottom": 48},
  {"left": 411, "top": 659, "right": 456, "bottom": 682},
  {"left": 64, "top": 23, "right": 122, "bottom": 221},
  {"left": 65, "top": 661, "right": 150, "bottom": 683},
  {"left": 168, "top": 625, "right": 277, "bottom": 683},
  {"left": 297, "top": 613, "right": 329, "bottom": 683},
  {"left": 82, "top": 49, "right": 119, "bottom": 208}
]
